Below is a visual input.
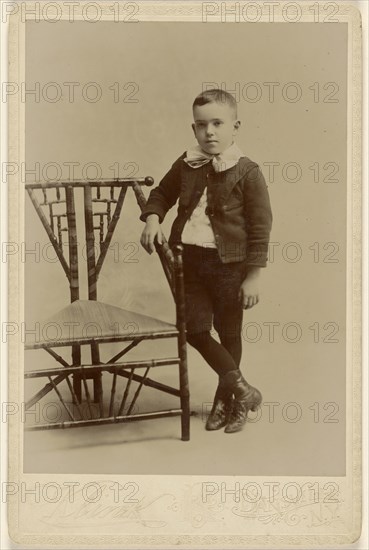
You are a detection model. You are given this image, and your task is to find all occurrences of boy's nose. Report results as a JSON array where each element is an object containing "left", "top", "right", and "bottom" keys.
[{"left": 206, "top": 126, "right": 215, "bottom": 136}]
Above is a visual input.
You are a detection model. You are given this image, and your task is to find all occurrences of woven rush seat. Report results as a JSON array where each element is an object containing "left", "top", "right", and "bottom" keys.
[{"left": 26, "top": 299, "right": 178, "bottom": 350}]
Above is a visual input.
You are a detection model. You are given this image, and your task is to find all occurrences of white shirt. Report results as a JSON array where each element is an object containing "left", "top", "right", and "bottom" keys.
[{"left": 181, "top": 189, "right": 217, "bottom": 248}]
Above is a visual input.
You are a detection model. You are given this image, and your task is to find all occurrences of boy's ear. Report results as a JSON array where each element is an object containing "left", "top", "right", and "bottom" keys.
[
  {"left": 232, "top": 120, "right": 241, "bottom": 137},
  {"left": 191, "top": 123, "right": 196, "bottom": 136}
]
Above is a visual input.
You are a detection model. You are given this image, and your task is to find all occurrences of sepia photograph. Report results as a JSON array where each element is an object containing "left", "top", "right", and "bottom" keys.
[{"left": 3, "top": 0, "right": 364, "bottom": 547}]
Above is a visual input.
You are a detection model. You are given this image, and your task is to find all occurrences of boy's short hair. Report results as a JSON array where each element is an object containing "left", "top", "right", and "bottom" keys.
[{"left": 192, "top": 89, "right": 238, "bottom": 118}]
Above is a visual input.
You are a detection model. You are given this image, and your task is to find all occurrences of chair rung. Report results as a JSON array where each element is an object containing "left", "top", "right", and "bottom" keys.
[
  {"left": 25, "top": 409, "right": 183, "bottom": 431},
  {"left": 115, "top": 370, "right": 181, "bottom": 397},
  {"left": 24, "top": 330, "right": 179, "bottom": 350},
  {"left": 25, "top": 358, "right": 181, "bottom": 379},
  {"left": 25, "top": 178, "right": 152, "bottom": 189}
]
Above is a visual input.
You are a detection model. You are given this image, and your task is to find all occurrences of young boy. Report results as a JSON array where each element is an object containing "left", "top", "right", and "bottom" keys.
[{"left": 140, "top": 89, "right": 273, "bottom": 434}]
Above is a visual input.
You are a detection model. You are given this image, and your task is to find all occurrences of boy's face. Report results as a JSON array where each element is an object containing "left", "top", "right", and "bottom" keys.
[{"left": 192, "top": 101, "right": 240, "bottom": 155}]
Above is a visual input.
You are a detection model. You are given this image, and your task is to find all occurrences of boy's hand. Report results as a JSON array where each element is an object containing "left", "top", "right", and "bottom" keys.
[
  {"left": 238, "top": 267, "right": 261, "bottom": 309},
  {"left": 140, "top": 214, "right": 163, "bottom": 254}
]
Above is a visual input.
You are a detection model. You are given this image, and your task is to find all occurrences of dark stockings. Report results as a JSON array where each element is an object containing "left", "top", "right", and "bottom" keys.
[{"left": 187, "top": 330, "right": 241, "bottom": 377}]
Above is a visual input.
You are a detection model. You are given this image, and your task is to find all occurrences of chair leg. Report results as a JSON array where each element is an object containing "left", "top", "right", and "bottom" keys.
[
  {"left": 93, "top": 374, "right": 102, "bottom": 404},
  {"left": 71, "top": 344, "right": 82, "bottom": 404},
  {"left": 72, "top": 372, "right": 102, "bottom": 409},
  {"left": 73, "top": 374, "right": 82, "bottom": 404},
  {"left": 180, "top": 391, "right": 190, "bottom": 441},
  {"left": 173, "top": 244, "right": 190, "bottom": 440},
  {"left": 178, "top": 341, "right": 190, "bottom": 441}
]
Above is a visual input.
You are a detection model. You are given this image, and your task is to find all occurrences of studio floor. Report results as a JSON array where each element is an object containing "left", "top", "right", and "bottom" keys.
[{"left": 23, "top": 340, "right": 345, "bottom": 477}]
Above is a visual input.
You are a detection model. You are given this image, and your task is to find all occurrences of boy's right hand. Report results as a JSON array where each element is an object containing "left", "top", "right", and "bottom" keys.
[{"left": 140, "top": 214, "right": 163, "bottom": 254}]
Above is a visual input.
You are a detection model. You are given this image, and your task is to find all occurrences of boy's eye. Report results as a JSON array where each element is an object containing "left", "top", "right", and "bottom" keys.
[{"left": 195, "top": 121, "right": 223, "bottom": 129}]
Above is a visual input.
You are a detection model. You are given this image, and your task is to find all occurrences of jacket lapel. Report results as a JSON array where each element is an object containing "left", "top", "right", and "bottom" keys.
[
  {"left": 210, "top": 159, "right": 250, "bottom": 206},
  {"left": 180, "top": 162, "right": 209, "bottom": 207}
]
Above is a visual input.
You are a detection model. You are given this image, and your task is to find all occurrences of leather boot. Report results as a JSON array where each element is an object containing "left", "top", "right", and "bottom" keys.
[
  {"left": 205, "top": 379, "right": 233, "bottom": 431},
  {"left": 222, "top": 370, "right": 262, "bottom": 434}
]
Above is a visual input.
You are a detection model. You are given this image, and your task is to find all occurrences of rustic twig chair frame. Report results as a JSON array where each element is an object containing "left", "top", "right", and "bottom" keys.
[{"left": 24, "top": 178, "right": 190, "bottom": 441}]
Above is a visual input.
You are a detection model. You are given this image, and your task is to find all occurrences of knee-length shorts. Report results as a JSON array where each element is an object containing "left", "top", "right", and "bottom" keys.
[{"left": 182, "top": 244, "right": 247, "bottom": 336}]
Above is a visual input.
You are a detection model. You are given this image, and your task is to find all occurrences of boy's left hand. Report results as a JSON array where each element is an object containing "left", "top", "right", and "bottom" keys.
[{"left": 238, "top": 268, "right": 261, "bottom": 309}]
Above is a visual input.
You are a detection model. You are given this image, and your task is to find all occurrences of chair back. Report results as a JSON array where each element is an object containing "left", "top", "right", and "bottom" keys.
[{"left": 25, "top": 177, "right": 181, "bottom": 311}]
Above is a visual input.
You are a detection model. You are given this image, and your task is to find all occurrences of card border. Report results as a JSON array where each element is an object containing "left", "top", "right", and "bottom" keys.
[{"left": 7, "top": 1, "right": 362, "bottom": 547}]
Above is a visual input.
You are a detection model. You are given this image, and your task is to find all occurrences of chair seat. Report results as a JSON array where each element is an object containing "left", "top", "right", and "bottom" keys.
[{"left": 27, "top": 300, "right": 178, "bottom": 349}]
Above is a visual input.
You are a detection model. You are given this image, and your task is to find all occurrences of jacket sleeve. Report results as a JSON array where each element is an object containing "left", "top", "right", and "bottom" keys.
[
  {"left": 243, "top": 163, "right": 273, "bottom": 267},
  {"left": 139, "top": 155, "right": 184, "bottom": 223}
]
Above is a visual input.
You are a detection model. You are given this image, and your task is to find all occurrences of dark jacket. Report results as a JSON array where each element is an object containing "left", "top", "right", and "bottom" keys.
[{"left": 140, "top": 153, "right": 273, "bottom": 266}]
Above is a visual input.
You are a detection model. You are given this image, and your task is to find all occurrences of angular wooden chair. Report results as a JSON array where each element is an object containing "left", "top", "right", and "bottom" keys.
[{"left": 24, "top": 177, "right": 190, "bottom": 440}]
